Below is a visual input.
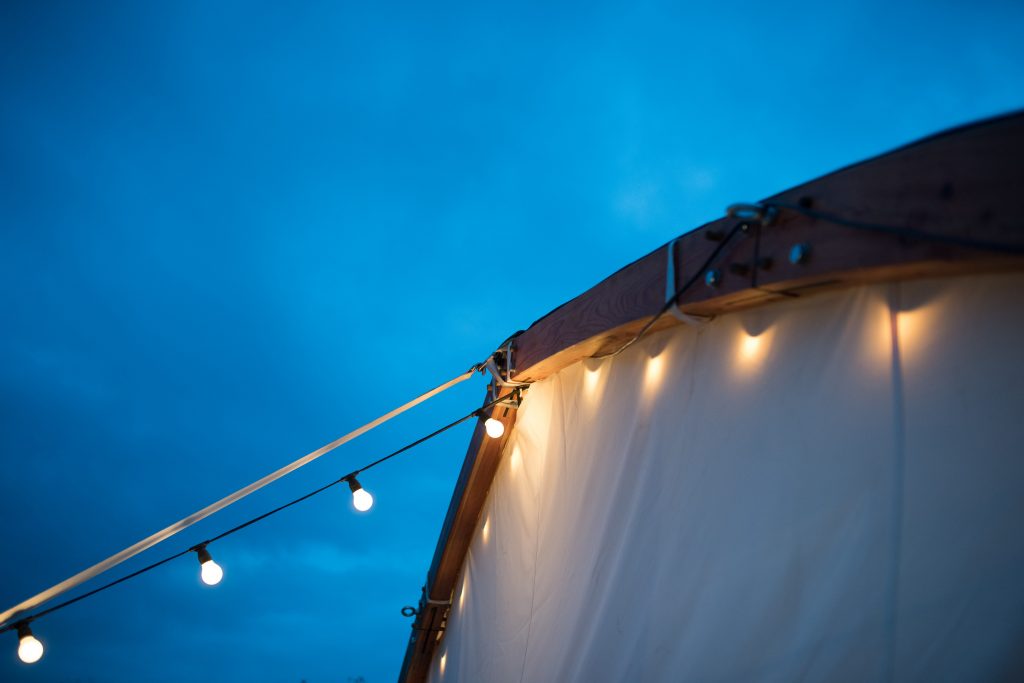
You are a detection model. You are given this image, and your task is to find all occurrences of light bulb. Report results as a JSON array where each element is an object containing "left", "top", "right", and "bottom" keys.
[
  {"left": 346, "top": 475, "right": 374, "bottom": 512},
  {"left": 195, "top": 545, "right": 223, "bottom": 586},
  {"left": 352, "top": 488, "right": 374, "bottom": 512},
  {"left": 16, "top": 624, "right": 43, "bottom": 664},
  {"left": 484, "top": 417, "right": 505, "bottom": 438},
  {"left": 200, "top": 559, "right": 224, "bottom": 586}
]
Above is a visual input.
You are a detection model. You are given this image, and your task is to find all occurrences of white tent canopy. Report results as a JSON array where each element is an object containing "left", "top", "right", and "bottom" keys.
[{"left": 429, "top": 272, "right": 1024, "bottom": 682}]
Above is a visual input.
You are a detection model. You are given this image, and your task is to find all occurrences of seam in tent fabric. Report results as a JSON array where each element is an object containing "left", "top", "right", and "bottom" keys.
[{"left": 883, "top": 283, "right": 909, "bottom": 682}]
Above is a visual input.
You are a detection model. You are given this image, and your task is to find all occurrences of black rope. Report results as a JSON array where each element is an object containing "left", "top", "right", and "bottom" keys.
[
  {"left": 201, "top": 478, "right": 345, "bottom": 547},
  {"left": 4, "top": 549, "right": 194, "bottom": 632},
  {"left": 0, "top": 390, "right": 516, "bottom": 635},
  {"left": 765, "top": 200, "right": 1024, "bottom": 256}
]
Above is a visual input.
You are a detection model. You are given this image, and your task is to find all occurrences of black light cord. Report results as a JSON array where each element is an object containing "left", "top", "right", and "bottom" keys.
[
  {"left": 594, "top": 221, "right": 746, "bottom": 359},
  {"left": 199, "top": 477, "right": 346, "bottom": 549},
  {"left": 0, "top": 390, "right": 516, "bottom": 635},
  {"left": 765, "top": 200, "right": 1024, "bottom": 255},
  {"left": 351, "top": 400, "right": 498, "bottom": 476},
  {"left": 4, "top": 549, "right": 196, "bottom": 634}
]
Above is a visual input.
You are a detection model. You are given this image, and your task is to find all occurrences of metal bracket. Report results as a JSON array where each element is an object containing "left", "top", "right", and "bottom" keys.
[
  {"left": 484, "top": 337, "right": 531, "bottom": 404},
  {"left": 419, "top": 582, "right": 454, "bottom": 609},
  {"left": 727, "top": 201, "right": 801, "bottom": 299}
]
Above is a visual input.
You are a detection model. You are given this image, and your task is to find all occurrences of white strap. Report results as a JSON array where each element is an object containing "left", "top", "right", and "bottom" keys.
[
  {"left": 0, "top": 369, "right": 475, "bottom": 626},
  {"left": 665, "top": 238, "right": 711, "bottom": 326}
]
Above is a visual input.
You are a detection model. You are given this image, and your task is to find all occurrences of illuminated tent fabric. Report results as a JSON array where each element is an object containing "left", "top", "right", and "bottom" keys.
[{"left": 427, "top": 272, "right": 1024, "bottom": 682}]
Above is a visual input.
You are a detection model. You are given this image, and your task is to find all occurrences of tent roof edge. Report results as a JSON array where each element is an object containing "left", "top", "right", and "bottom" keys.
[{"left": 397, "top": 110, "right": 1024, "bottom": 683}]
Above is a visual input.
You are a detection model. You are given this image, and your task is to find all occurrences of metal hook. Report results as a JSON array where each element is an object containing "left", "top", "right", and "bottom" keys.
[{"left": 726, "top": 202, "right": 777, "bottom": 226}]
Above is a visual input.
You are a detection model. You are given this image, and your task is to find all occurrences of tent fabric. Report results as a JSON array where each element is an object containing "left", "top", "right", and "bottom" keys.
[{"left": 427, "top": 271, "right": 1024, "bottom": 683}]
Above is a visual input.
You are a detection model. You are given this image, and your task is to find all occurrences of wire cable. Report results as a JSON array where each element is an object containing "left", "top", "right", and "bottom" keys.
[
  {"left": 764, "top": 200, "right": 1024, "bottom": 255},
  {"left": 0, "top": 387, "right": 512, "bottom": 635}
]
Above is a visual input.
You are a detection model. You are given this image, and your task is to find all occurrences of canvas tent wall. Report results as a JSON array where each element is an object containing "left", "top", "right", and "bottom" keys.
[{"left": 399, "top": 112, "right": 1024, "bottom": 682}]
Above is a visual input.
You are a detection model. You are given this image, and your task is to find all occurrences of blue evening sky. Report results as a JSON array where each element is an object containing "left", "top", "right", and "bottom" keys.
[{"left": 1, "top": 1, "right": 1022, "bottom": 681}]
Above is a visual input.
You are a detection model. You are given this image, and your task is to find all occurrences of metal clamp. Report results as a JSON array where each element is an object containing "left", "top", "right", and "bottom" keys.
[
  {"left": 484, "top": 337, "right": 530, "bottom": 404},
  {"left": 426, "top": 598, "right": 452, "bottom": 606}
]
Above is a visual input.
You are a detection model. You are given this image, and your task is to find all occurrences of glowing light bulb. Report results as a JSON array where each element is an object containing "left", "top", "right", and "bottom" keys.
[
  {"left": 346, "top": 475, "right": 374, "bottom": 512},
  {"left": 484, "top": 418, "right": 505, "bottom": 438},
  {"left": 16, "top": 624, "right": 43, "bottom": 664},
  {"left": 195, "top": 546, "right": 223, "bottom": 586},
  {"left": 201, "top": 560, "right": 224, "bottom": 586},
  {"left": 353, "top": 488, "right": 374, "bottom": 512}
]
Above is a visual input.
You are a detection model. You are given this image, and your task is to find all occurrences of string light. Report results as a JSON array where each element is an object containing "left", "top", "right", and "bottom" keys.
[
  {"left": 484, "top": 418, "right": 505, "bottom": 438},
  {"left": 7, "top": 187, "right": 1020, "bottom": 664},
  {"left": 16, "top": 623, "right": 43, "bottom": 664},
  {"left": 345, "top": 475, "right": 374, "bottom": 512},
  {"left": 483, "top": 403, "right": 514, "bottom": 439},
  {"left": 0, "top": 389, "right": 520, "bottom": 662},
  {"left": 195, "top": 545, "right": 224, "bottom": 586}
]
